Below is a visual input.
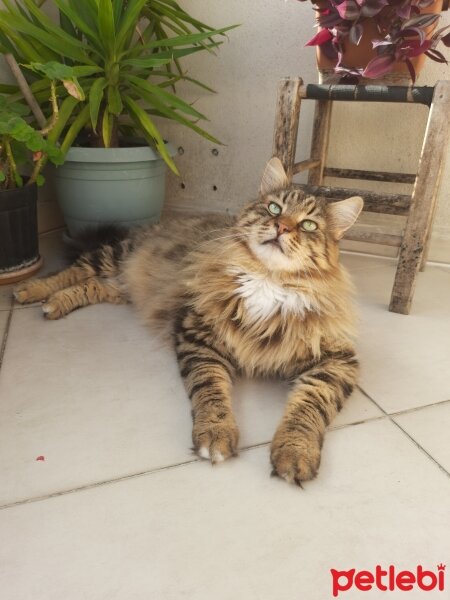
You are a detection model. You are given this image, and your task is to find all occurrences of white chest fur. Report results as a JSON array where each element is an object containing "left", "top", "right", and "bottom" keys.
[{"left": 228, "top": 269, "right": 319, "bottom": 322}]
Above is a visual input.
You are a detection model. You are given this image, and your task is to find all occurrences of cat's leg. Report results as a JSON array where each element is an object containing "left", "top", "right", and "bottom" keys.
[
  {"left": 14, "top": 264, "right": 94, "bottom": 304},
  {"left": 42, "top": 277, "right": 126, "bottom": 319},
  {"left": 271, "top": 349, "right": 359, "bottom": 485},
  {"left": 175, "top": 307, "right": 239, "bottom": 463}
]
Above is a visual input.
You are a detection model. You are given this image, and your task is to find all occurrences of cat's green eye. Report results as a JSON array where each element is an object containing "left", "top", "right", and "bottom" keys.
[
  {"left": 300, "top": 219, "right": 318, "bottom": 232},
  {"left": 268, "top": 202, "right": 282, "bottom": 216}
]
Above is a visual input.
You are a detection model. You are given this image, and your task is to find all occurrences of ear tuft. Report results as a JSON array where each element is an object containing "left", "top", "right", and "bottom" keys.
[
  {"left": 328, "top": 196, "right": 364, "bottom": 240},
  {"left": 260, "top": 157, "right": 289, "bottom": 196}
]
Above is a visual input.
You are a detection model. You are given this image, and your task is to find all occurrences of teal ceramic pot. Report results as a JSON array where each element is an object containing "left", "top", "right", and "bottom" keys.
[{"left": 53, "top": 144, "right": 174, "bottom": 236}]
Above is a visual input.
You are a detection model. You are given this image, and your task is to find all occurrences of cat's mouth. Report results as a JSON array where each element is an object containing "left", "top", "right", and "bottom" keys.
[{"left": 262, "top": 237, "right": 285, "bottom": 254}]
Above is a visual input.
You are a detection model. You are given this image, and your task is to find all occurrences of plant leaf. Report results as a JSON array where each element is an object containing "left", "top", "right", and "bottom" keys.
[
  {"left": 0, "top": 6, "right": 96, "bottom": 64},
  {"left": 63, "top": 77, "right": 85, "bottom": 101},
  {"left": 125, "top": 74, "right": 207, "bottom": 119},
  {"left": 102, "top": 110, "right": 113, "bottom": 148},
  {"left": 362, "top": 53, "right": 396, "bottom": 78},
  {"left": 60, "top": 104, "right": 90, "bottom": 155},
  {"left": 425, "top": 48, "right": 448, "bottom": 63},
  {"left": 122, "top": 26, "right": 236, "bottom": 55},
  {"left": 52, "top": 0, "right": 102, "bottom": 54},
  {"left": 129, "top": 82, "right": 221, "bottom": 145},
  {"left": 107, "top": 85, "right": 123, "bottom": 115},
  {"left": 336, "top": 0, "right": 360, "bottom": 20},
  {"left": 403, "top": 14, "right": 440, "bottom": 29},
  {"left": 124, "top": 94, "right": 178, "bottom": 174},
  {"left": 89, "top": 76, "right": 107, "bottom": 132},
  {"left": 47, "top": 95, "right": 80, "bottom": 144},
  {"left": 116, "top": 0, "right": 148, "bottom": 51},
  {"left": 98, "top": 0, "right": 116, "bottom": 54},
  {"left": 305, "top": 28, "right": 333, "bottom": 47},
  {"left": 349, "top": 23, "right": 363, "bottom": 45},
  {"left": 360, "top": 0, "right": 389, "bottom": 18}
]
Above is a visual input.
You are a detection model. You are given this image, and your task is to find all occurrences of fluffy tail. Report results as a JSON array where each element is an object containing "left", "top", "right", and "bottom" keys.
[{"left": 64, "top": 225, "right": 131, "bottom": 263}]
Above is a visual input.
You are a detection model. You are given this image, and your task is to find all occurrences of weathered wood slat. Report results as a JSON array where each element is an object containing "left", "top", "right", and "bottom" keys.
[
  {"left": 292, "top": 159, "right": 321, "bottom": 174},
  {"left": 300, "top": 84, "right": 434, "bottom": 106},
  {"left": 389, "top": 81, "right": 450, "bottom": 313},
  {"left": 324, "top": 167, "right": 416, "bottom": 184},
  {"left": 272, "top": 78, "right": 302, "bottom": 181},
  {"left": 344, "top": 230, "right": 402, "bottom": 247},
  {"left": 294, "top": 184, "right": 411, "bottom": 215},
  {"left": 308, "top": 100, "right": 333, "bottom": 185}
]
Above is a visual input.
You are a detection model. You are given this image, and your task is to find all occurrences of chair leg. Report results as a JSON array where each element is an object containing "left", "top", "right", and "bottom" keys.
[
  {"left": 308, "top": 99, "right": 333, "bottom": 186},
  {"left": 272, "top": 77, "right": 302, "bottom": 183},
  {"left": 389, "top": 81, "right": 450, "bottom": 314}
]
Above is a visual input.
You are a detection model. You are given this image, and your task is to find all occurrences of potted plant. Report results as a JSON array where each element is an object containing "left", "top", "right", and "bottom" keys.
[
  {"left": 0, "top": 0, "right": 234, "bottom": 235},
  {"left": 300, "top": 0, "right": 450, "bottom": 82},
  {"left": 0, "top": 63, "right": 80, "bottom": 284}
]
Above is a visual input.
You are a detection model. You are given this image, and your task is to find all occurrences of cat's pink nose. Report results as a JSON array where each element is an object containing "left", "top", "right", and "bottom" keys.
[{"left": 276, "top": 221, "right": 292, "bottom": 236}]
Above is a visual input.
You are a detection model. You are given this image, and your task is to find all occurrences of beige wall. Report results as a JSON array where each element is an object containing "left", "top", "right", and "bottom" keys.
[{"left": 159, "top": 0, "right": 450, "bottom": 263}]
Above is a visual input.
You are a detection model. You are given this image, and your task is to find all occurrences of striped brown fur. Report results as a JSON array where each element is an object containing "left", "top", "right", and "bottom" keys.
[{"left": 14, "top": 158, "right": 363, "bottom": 484}]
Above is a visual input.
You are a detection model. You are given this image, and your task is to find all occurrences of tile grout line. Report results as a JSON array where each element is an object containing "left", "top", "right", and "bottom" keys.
[
  {"left": 357, "top": 385, "right": 450, "bottom": 417},
  {"left": 0, "top": 416, "right": 394, "bottom": 512},
  {"left": 357, "top": 386, "right": 450, "bottom": 479},
  {"left": 0, "top": 297, "right": 14, "bottom": 371},
  {"left": 1, "top": 391, "right": 446, "bottom": 511},
  {"left": 0, "top": 457, "right": 202, "bottom": 512},
  {"left": 388, "top": 397, "right": 450, "bottom": 417},
  {"left": 0, "top": 442, "right": 273, "bottom": 512}
]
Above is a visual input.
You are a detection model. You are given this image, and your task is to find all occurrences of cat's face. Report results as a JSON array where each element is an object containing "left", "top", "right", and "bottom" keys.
[{"left": 237, "top": 158, "right": 363, "bottom": 273}]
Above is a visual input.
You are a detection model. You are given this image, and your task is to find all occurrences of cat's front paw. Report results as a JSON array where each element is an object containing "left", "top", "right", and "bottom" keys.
[
  {"left": 193, "top": 415, "right": 239, "bottom": 464},
  {"left": 14, "top": 280, "right": 49, "bottom": 304},
  {"left": 270, "top": 425, "right": 323, "bottom": 485},
  {"left": 42, "top": 300, "right": 65, "bottom": 320}
]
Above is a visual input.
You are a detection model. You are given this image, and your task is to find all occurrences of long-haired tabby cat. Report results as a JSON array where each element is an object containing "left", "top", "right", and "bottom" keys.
[{"left": 14, "top": 158, "right": 363, "bottom": 485}]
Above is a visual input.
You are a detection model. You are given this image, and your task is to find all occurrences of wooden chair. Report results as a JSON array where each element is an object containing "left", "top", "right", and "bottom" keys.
[{"left": 272, "top": 77, "right": 450, "bottom": 314}]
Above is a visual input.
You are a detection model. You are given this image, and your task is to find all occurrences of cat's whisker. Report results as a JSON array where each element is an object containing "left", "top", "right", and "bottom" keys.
[{"left": 193, "top": 232, "right": 245, "bottom": 250}]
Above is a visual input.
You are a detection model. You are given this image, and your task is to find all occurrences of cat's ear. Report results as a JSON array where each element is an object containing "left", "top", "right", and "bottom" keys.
[
  {"left": 328, "top": 196, "right": 364, "bottom": 240},
  {"left": 260, "top": 157, "right": 289, "bottom": 196}
]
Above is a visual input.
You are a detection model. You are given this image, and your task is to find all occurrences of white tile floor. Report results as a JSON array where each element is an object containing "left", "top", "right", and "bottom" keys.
[{"left": 0, "top": 232, "right": 449, "bottom": 600}]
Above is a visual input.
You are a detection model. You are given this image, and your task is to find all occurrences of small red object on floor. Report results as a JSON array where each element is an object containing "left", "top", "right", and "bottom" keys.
[{"left": 36, "top": 456, "right": 45, "bottom": 461}]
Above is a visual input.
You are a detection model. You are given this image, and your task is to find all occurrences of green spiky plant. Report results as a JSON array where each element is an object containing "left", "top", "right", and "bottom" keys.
[
  {"left": 0, "top": 0, "right": 235, "bottom": 175},
  {"left": 0, "top": 62, "right": 85, "bottom": 189}
]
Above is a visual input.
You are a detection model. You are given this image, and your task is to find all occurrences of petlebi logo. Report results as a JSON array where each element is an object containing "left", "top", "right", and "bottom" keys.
[{"left": 330, "top": 564, "right": 446, "bottom": 597}]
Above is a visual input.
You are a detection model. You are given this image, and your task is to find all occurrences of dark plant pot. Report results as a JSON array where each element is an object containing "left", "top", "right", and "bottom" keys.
[
  {"left": 316, "top": 0, "right": 445, "bottom": 83},
  {"left": 0, "top": 183, "right": 43, "bottom": 285}
]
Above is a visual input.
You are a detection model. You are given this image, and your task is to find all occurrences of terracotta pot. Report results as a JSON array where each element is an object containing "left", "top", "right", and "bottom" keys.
[{"left": 316, "top": 0, "right": 445, "bottom": 83}]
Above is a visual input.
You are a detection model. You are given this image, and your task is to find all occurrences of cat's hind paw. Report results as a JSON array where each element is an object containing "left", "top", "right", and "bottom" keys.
[{"left": 14, "top": 280, "right": 50, "bottom": 304}]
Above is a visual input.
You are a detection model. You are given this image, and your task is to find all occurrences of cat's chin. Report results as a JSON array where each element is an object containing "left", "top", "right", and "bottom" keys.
[{"left": 248, "top": 239, "right": 300, "bottom": 272}]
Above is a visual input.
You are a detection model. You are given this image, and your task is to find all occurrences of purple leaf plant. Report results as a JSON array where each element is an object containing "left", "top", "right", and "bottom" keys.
[{"left": 300, "top": 0, "right": 450, "bottom": 81}]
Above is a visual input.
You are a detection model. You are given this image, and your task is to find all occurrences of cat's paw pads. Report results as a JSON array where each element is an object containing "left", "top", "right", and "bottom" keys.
[
  {"left": 270, "top": 428, "right": 322, "bottom": 485},
  {"left": 193, "top": 418, "right": 239, "bottom": 464}
]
